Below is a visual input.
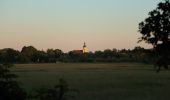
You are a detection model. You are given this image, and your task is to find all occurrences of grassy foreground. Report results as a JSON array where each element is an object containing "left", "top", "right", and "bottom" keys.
[{"left": 12, "top": 63, "right": 170, "bottom": 100}]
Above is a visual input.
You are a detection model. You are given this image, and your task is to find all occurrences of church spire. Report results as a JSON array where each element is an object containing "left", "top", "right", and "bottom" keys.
[
  {"left": 83, "top": 42, "right": 88, "bottom": 53},
  {"left": 83, "top": 42, "right": 86, "bottom": 48}
]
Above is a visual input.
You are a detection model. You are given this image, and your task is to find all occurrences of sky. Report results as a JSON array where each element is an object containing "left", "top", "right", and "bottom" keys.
[{"left": 0, "top": 0, "right": 160, "bottom": 52}]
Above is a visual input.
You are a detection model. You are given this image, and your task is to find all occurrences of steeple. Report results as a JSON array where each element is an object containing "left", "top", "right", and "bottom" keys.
[
  {"left": 83, "top": 42, "right": 88, "bottom": 53},
  {"left": 83, "top": 42, "right": 86, "bottom": 48}
]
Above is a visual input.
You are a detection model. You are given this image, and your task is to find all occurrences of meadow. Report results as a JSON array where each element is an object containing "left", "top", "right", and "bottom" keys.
[{"left": 12, "top": 63, "right": 170, "bottom": 100}]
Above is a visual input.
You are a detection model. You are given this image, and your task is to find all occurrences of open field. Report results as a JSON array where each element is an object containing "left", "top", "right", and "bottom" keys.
[{"left": 12, "top": 63, "right": 170, "bottom": 100}]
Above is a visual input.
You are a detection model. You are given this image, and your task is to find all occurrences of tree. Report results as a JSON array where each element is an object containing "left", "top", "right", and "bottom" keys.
[
  {"left": 138, "top": 0, "right": 170, "bottom": 71},
  {"left": 139, "top": 0, "right": 170, "bottom": 47},
  {"left": 54, "top": 49, "right": 64, "bottom": 62},
  {"left": 103, "top": 49, "right": 113, "bottom": 58},
  {"left": 21, "top": 46, "right": 38, "bottom": 62},
  {"left": 0, "top": 64, "right": 27, "bottom": 100},
  {"left": 32, "top": 78, "right": 78, "bottom": 100},
  {"left": 47, "top": 49, "right": 63, "bottom": 63},
  {"left": 36, "top": 50, "right": 48, "bottom": 63},
  {"left": 47, "top": 49, "right": 56, "bottom": 63},
  {"left": 0, "top": 48, "right": 20, "bottom": 63}
]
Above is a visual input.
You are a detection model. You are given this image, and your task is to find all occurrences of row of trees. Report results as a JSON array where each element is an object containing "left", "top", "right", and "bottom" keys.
[
  {"left": 0, "top": 0, "right": 169, "bottom": 99},
  {"left": 0, "top": 46, "right": 156, "bottom": 63},
  {"left": 0, "top": 46, "right": 63, "bottom": 63},
  {"left": 0, "top": 0, "right": 169, "bottom": 65}
]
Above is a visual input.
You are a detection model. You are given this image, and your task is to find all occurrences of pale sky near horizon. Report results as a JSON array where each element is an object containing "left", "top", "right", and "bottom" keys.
[{"left": 0, "top": 0, "right": 160, "bottom": 52}]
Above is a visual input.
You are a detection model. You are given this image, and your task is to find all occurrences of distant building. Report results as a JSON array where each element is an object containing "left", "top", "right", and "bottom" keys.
[
  {"left": 83, "top": 42, "right": 88, "bottom": 53},
  {"left": 71, "top": 42, "right": 88, "bottom": 54}
]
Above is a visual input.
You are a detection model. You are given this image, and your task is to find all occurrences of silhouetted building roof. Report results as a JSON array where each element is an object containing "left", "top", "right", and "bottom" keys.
[{"left": 72, "top": 50, "right": 83, "bottom": 54}]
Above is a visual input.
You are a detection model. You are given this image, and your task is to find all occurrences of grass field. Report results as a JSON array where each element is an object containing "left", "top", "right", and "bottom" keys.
[{"left": 12, "top": 63, "right": 170, "bottom": 100}]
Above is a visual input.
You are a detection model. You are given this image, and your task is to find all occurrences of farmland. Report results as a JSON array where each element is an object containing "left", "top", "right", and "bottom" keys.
[{"left": 12, "top": 63, "right": 170, "bottom": 100}]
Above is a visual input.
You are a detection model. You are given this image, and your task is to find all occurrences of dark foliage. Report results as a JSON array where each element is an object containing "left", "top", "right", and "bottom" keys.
[
  {"left": 31, "top": 79, "right": 78, "bottom": 100},
  {"left": 0, "top": 64, "right": 27, "bottom": 100},
  {"left": 138, "top": 0, "right": 170, "bottom": 72},
  {"left": 0, "top": 64, "right": 77, "bottom": 100},
  {"left": 139, "top": 0, "right": 170, "bottom": 46},
  {"left": 0, "top": 46, "right": 156, "bottom": 63}
]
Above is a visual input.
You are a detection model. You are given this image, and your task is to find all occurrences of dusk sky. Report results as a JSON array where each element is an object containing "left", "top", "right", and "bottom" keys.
[{"left": 0, "top": 0, "right": 160, "bottom": 52}]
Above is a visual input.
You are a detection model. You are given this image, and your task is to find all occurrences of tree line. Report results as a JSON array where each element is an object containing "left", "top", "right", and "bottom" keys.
[
  {"left": 0, "top": 0, "right": 169, "bottom": 99},
  {"left": 0, "top": 46, "right": 157, "bottom": 63}
]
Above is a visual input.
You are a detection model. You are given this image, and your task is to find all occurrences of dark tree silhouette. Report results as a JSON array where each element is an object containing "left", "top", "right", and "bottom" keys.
[
  {"left": 21, "top": 46, "right": 38, "bottom": 62},
  {"left": 32, "top": 78, "right": 78, "bottom": 100},
  {"left": 138, "top": 0, "right": 170, "bottom": 72},
  {"left": 0, "top": 64, "right": 27, "bottom": 100}
]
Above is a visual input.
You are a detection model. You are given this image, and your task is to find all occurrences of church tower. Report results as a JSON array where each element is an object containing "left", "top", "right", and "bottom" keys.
[{"left": 83, "top": 42, "right": 88, "bottom": 53}]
